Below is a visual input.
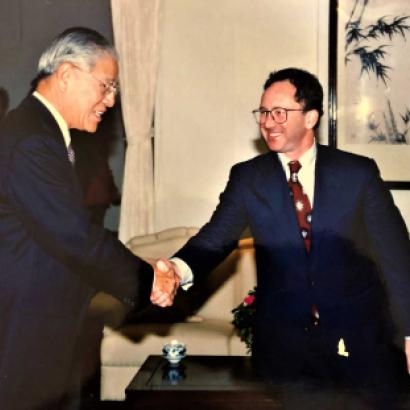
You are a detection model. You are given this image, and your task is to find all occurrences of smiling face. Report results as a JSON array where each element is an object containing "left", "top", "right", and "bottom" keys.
[
  {"left": 65, "top": 55, "right": 118, "bottom": 132},
  {"left": 259, "top": 80, "right": 317, "bottom": 160}
]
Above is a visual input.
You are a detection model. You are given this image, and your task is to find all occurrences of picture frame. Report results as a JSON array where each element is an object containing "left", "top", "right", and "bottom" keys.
[{"left": 328, "top": 0, "right": 410, "bottom": 190}]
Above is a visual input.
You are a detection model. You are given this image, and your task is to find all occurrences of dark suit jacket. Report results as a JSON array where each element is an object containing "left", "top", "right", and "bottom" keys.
[
  {"left": 175, "top": 144, "right": 410, "bottom": 380},
  {"left": 0, "top": 96, "right": 153, "bottom": 409}
]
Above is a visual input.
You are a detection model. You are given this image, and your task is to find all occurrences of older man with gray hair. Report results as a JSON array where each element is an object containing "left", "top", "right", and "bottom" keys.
[{"left": 0, "top": 27, "right": 178, "bottom": 409}]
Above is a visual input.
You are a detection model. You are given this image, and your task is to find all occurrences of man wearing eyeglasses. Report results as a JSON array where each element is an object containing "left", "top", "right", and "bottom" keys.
[
  {"left": 0, "top": 27, "right": 179, "bottom": 409},
  {"left": 167, "top": 68, "right": 410, "bottom": 407}
]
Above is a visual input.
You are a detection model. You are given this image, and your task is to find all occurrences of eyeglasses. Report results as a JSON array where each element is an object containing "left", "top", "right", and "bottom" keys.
[
  {"left": 252, "top": 107, "right": 304, "bottom": 124},
  {"left": 73, "top": 65, "right": 120, "bottom": 96}
]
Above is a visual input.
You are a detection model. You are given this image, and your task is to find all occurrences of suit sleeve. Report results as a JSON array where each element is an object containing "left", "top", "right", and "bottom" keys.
[
  {"left": 363, "top": 160, "right": 410, "bottom": 334},
  {"left": 174, "top": 164, "right": 249, "bottom": 278},
  {"left": 6, "top": 134, "right": 153, "bottom": 307}
]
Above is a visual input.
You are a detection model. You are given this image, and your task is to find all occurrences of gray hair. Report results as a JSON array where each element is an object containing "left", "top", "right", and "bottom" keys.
[{"left": 37, "top": 27, "right": 117, "bottom": 77}]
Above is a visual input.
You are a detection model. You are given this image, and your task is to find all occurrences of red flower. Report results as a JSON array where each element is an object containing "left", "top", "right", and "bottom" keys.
[
  {"left": 232, "top": 287, "right": 257, "bottom": 353},
  {"left": 243, "top": 295, "right": 255, "bottom": 306}
]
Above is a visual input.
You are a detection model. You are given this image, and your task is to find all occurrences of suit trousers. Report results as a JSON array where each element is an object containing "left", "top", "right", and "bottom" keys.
[{"left": 293, "top": 322, "right": 406, "bottom": 410}]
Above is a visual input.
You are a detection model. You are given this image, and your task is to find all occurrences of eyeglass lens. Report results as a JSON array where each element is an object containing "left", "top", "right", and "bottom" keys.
[{"left": 254, "top": 108, "right": 287, "bottom": 124}]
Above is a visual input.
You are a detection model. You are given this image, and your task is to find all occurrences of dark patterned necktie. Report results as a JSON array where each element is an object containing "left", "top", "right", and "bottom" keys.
[
  {"left": 288, "top": 161, "right": 319, "bottom": 324},
  {"left": 67, "top": 143, "right": 75, "bottom": 165},
  {"left": 288, "top": 160, "right": 312, "bottom": 252}
]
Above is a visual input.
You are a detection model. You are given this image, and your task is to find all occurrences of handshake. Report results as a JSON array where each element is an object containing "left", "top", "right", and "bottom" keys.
[{"left": 150, "top": 259, "right": 181, "bottom": 307}]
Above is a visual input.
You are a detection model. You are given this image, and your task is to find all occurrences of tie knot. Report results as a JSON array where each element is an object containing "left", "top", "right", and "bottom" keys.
[{"left": 288, "top": 160, "right": 301, "bottom": 174}]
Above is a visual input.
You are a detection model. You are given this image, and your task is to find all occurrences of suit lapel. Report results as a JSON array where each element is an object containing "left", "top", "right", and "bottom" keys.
[
  {"left": 310, "top": 145, "right": 342, "bottom": 251},
  {"left": 256, "top": 152, "right": 308, "bottom": 252},
  {"left": 253, "top": 147, "right": 344, "bottom": 255},
  {"left": 24, "top": 96, "right": 80, "bottom": 189},
  {"left": 24, "top": 95, "right": 64, "bottom": 139}
]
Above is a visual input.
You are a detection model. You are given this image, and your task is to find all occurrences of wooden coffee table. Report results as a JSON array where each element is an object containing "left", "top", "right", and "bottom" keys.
[{"left": 125, "top": 355, "right": 281, "bottom": 409}]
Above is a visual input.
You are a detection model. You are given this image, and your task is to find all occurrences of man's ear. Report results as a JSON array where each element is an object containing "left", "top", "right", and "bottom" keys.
[
  {"left": 305, "top": 109, "right": 319, "bottom": 130},
  {"left": 55, "top": 62, "right": 74, "bottom": 92}
]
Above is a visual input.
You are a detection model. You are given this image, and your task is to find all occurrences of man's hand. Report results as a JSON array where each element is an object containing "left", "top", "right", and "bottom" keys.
[
  {"left": 405, "top": 339, "right": 410, "bottom": 374},
  {"left": 150, "top": 259, "right": 180, "bottom": 307}
]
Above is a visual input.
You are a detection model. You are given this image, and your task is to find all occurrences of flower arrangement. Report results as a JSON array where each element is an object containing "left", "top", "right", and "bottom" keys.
[{"left": 231, "top": 287, "right": 256, "bottom": 353}]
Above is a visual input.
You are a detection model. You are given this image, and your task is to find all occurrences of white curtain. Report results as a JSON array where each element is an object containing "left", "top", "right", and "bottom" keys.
[{"left": 111, "top": 0, "right": 162, "bottom": 243}]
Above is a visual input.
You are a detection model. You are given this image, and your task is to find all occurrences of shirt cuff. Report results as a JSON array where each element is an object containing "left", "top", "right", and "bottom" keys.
[
  {"left": 405, "top": 336, "right": 410, "bottom": 340},
  {"left": 169, "top": 257, "right": 193, "bottom": 290}
]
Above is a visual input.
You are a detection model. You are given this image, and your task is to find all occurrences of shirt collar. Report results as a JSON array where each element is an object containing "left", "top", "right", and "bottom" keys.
[
  {"left": 277, "top": 141, "right": 317, "bottom": 172},
  {"left": 32, "top": 91, "right": 71, "bottom": 148}
]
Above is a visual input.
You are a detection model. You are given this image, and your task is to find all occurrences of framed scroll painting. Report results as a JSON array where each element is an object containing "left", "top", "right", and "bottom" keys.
[{"left": 329, "top": 0, "right": 410, "bottom": 189}]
